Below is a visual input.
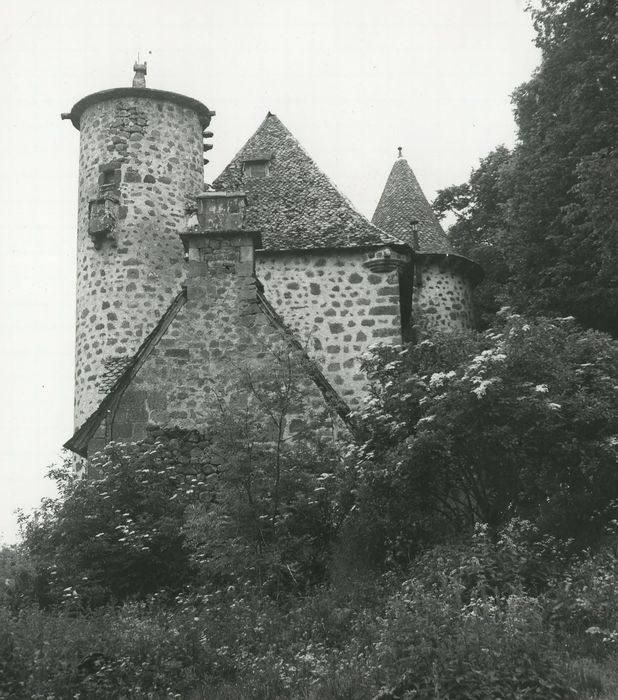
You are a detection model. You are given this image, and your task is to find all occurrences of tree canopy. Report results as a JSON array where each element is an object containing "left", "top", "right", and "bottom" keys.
[{"left": 435, "top": 0, "right": 618, "bottom": 335}]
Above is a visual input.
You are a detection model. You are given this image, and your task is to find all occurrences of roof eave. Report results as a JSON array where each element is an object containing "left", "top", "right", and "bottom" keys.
[{"left": 418, "top": 251, "right": 484, "bottom": 284}]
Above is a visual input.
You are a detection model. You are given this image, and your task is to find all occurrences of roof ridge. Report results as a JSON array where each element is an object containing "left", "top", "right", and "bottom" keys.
[
  {"left": 65, "top": 282, "right": 361, "bottom": 457},
  {"left": 256, "top": 114, "right": 399, "bottom": 245}
]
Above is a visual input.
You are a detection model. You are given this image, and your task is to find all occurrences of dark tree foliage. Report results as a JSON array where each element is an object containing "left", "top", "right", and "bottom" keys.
[
  {"left": 505, "top": 0, "right": 618, "bottom": 334},
  {"left": 433, "top": 146, "right": 512, "bottom": 328},
  {"left": 435, "top": 0, "right": 618, "bottom": 336},
  {"left": 346, "top": 314, "right": 618, "bottom": 568},
  {"left": 19, "top": 406, "right": 346, "bottom": 607},
  {"left": 19, "top": 435, "right": 203, "bottom": 607}
]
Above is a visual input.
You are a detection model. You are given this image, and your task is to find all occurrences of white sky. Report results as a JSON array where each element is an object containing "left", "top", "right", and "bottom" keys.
[{"left": 0, "top": 0, "right": 540, "bottom": 544}]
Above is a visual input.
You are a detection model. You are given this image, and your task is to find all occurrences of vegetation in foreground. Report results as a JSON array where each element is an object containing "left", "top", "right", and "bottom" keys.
[
  {"left": 2, "top": 520, "right": 618, "bottom": 699},
  {"left": 3, "top": 1, "right": 618, "bottom": 697},
  {"left": 2, "top": 311, "right": 618, "bottom": 698}
]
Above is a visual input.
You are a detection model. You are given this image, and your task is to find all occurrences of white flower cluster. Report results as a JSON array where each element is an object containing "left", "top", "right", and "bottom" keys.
[
  {"left": 428, "top": 370, "right": 456, "bottom": 388},
  {"left": 471, "top": 378, "right": 501, "bottom": 399}
]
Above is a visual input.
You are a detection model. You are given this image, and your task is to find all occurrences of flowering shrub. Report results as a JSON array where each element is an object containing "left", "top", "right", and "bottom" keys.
[
  {"left": 347, "top": 313, "right": 618, "bottom": 566},
  {"left": 18, "top": 430, "right": 209, "bottom": 607}
]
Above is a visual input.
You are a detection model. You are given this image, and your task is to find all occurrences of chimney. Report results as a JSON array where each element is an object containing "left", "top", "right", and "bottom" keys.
[{"left": 180, "top": 192, "right": 262, "bottom": 301}]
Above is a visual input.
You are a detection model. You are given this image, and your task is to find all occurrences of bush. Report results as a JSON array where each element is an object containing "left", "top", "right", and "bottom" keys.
[
  {"left": 374, "top": 581, "right": 572, "bottom": 699},
  {"left": 347, "top": 314, "right": 618, "bottom": 566},
  {"left": 18, "top": 420, "right": 347, "bottom": 607},
  {"left": 18, "top": 431, "right": 208, "bottom": 607},
  {"left": 0, "top": 601, "right": 219, "bottom": 699},
  {"left": 545, "top": 533, "right": 618, "bottom": 659}
]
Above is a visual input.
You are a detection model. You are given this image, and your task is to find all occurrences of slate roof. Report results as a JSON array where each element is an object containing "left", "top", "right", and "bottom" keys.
[
  {"left": 213, "top": 113, "right": 397, "bottom": 251},
  {"left": 372, "top": 155, "right": 450, "bottom": 253}
]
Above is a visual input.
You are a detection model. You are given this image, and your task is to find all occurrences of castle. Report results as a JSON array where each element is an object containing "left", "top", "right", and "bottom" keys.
[{"left": 62, "top": 64, "right": 481, "bottom": 458}]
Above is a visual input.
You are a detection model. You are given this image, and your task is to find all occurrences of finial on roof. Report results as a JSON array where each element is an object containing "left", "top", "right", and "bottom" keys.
[
  {"left": 397, "top": 146, "right": 403, "bottom": 158},
  {"left": 132, "top": 59, "right": 147, "bottom": 88}
]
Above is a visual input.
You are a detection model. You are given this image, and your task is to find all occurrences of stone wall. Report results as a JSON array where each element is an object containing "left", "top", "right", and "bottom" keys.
[
  {"left": 255, "top": 250, "right": 403, "bottom": 407},
  {"left": 412, "top": 258, "right": 476, "bottom": 335},
  {"left": 74, "top": 95, "right": 204, "bottom": 427},
  {"left": 103, "top": 233, "right": 343, "bottom": 451}
]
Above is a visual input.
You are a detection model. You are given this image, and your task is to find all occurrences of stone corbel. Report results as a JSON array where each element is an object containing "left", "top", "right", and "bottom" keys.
[
  {"left": 88, "top": 195, "right": 120, "bottom": 248},
  {"left": 363, "top": 246, "right": 408, "bottom": 273}
]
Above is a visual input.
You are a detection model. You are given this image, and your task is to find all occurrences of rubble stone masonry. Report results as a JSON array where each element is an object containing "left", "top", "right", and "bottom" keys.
[
  {"left": 256, "top": 250, "right": 403, "bottom": 407},
  {"left": 103, "top": 232, "right": 342, "bottom": 450},
  {"left": 74, "top": 95, "right": 204, "bottom": 426},
  {"left": 413, "top": 259, "right": 475, "bottom": 335}
]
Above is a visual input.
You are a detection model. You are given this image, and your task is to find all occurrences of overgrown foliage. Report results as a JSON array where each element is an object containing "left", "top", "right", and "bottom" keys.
[
  {"left": 5, "top": 4, "right": 618, "bottom": 694},
  {"left": 4, "top": 525, "right": 618, "bottom": 698},
  {"left": 7, "top": 310, "right": 618, "bottom": 697},
  {"left": 435, "top": 0, "right": 618, "bottom": 335},
  {"left": 17, "top": 344, "right": 347, "bottom": 608},
  {"left": 347, "top": 314, "right": 618, "bottom": 567}
]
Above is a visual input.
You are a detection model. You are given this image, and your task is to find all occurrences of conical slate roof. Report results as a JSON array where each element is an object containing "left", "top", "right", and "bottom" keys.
[
  {"left": 214, "top": 113, "right": 395, "bottom": 250},
  {"left": 372, "top": 154, "right": 450, "bottom": 253}
]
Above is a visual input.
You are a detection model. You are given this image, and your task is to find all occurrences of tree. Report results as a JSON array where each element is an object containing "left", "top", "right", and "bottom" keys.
[
  {"left": 435, "top": 0, "right": 618, "bottom": 336},
  {"left": 504, "top": 0, "right": 618, "bottom": 334},
  {"left": 18, "top": 348, "right": 348, "bottom": 606},
  {"left": 346, "top": 314, "right": 618, "bottom": 567},
  {"left": 182, "top": 347, "right": 348, "bottom": 597},
  {"left": 433, "top": 146, "right": 513, "bottom": 328},
  {"left": 19, "top": 435, "right": 204, "bottom": 607}
]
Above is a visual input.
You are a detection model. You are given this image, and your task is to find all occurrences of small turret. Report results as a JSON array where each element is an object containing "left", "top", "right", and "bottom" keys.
[
  {"left": 373, "top": 149, "right": 482, "bottom": 337},
  {"left": 372, "top": 148, "right": 449, "bottom": 252}
]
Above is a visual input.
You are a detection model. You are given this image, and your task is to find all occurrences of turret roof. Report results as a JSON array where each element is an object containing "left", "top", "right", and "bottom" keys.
[
  {"left": 372, "top": 154, "right": 450, "bottom": 253},
  {"left": 213, "top": 113, "right": 397, "bottom": 250}
]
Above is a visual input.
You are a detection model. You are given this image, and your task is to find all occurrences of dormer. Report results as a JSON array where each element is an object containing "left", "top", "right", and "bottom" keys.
[{"left": 241, "top": 152, "right": 272, "bottom": 179}]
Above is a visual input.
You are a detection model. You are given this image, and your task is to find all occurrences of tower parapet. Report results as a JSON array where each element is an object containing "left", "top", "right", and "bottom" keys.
[{"left": 64, "top": 66, "right": 214, "bottom": 427}]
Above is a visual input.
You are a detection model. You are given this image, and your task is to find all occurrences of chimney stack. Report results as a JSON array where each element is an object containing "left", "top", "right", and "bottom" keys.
[{"left": 180, "top": 192, "right": 262, "bottom": 300}]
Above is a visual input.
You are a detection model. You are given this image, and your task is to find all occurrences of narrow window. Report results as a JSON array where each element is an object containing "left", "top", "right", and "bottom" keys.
[{"left": 98, "top": 161, "right": 121, "bottom": 188}]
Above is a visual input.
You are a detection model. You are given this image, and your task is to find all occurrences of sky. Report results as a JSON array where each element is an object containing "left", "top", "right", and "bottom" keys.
[{"left": 0, "top": 0, "right": 541, "bottom": 544}]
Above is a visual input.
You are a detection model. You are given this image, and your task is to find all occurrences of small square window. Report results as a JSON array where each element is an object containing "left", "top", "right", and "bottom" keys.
[
  {"left": 241, "top": 152, "right": 272, "bottom": 179},
  {"left": 102, "top": 169, "right": 116, "bottom": 186},
  {"left": 243, "top": 161, "right": 269, "bottom": 179},
  {"left": 98, "top": 161, "right": 121, "bottom": 188}
]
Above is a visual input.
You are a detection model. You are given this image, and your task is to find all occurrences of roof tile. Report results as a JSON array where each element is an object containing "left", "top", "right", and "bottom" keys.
[
  {"left": 214, "top": 113, "right": 396, "bottom": 250},
  {"left": 372, "top": 156, "right": 450, "bottom": 253}
]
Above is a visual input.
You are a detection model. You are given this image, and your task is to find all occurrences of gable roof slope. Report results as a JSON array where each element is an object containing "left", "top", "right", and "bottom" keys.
[
  {"left": 65, "top": 284, "right": 360, "bottom": 457},
  {"left": 372, "top": 155, "right": 450, "bottom": 253},
  {"left": 214, "top": 113, "right": 396, "bottom": 251}
]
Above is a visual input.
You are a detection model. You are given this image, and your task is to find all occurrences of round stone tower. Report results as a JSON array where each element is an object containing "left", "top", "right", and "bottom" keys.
[{"left": 63, "top": 64, "right": 213, "bottom": 427}]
